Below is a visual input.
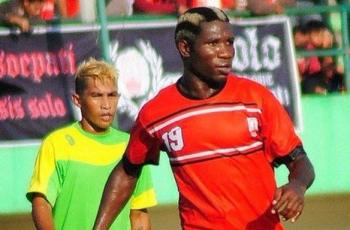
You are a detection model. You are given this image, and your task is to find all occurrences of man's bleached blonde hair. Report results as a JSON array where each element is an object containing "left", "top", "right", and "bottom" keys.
[
  {"left": 75, "top": 58, "right": 118, "bottom": 94},
  {"left": 175, "top": 7, "right": 229, "bottom": 46}
]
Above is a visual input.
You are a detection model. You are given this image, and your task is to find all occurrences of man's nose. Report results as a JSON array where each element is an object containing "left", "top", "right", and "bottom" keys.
[
  {"left": 101, "top": 96, "right": 111, "bottom": 109},
  {"left": 218, "top": 44, "right": 234, "bottom": 59}
]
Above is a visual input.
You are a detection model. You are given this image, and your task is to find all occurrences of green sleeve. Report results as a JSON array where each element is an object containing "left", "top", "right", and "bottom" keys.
[
  {"left": 26, "top": 137, "right": 61, "bottom": 207},
  {"left": 130, "top": 165, "right": 157, "bottom": 209}
]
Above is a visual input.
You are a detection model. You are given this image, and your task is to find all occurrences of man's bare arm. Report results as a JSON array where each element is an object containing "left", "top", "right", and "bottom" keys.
[
  {"left": 93, "top": 160, "right": 141, "bottom": 230},
  {"left": 272, "top": 147, "right": 315, "bottom": 222},
  {"left": 130, "top": 209, "right": 151, "bottom": 230},
  {"left": 31, "top": 193, "right": 54, "bottom": 230}
]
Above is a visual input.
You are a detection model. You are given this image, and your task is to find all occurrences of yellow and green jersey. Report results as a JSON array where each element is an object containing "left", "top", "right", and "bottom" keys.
[{"left": 27, "top": 122, "right": 157, "bottom": 230}]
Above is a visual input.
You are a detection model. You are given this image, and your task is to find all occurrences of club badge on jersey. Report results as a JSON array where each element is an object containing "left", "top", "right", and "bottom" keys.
[{"left": 247, "top": 117, "right": 259, "bottom": 138}]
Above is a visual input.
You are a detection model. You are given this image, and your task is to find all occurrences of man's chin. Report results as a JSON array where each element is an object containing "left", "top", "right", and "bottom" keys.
[
  {"left": 218, "top": 68, "right": 232, "bottom": 76},
  {"left": 215, "top": 72, "right": 230, "bottom": 81},
  {"left": 97, "top": 122, "right": 112, "bottom": 131}
]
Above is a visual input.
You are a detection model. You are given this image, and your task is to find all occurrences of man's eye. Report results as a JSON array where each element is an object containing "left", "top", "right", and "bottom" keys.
[
  {"left": 108, "top": 92, "right": 119, "bottom": 97},
  {"left": 226, "top": 37, "right": 235, "bottom": 45}
]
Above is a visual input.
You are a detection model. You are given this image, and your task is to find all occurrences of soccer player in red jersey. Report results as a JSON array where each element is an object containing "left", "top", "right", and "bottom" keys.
[{"left": 94, "top": 7, "right": 315, "bottom": 230}]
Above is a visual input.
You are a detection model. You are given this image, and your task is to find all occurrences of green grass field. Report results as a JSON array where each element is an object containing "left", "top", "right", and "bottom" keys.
[{"left": 1, "top": 194, "right": 349, "bottom": 230}]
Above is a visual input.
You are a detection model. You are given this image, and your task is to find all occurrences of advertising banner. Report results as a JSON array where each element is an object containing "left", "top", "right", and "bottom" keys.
[
  {"left": 0, "top": 27, "right": 100, "bottom": 141},
  {"left": 0, "top": 16, "right": 302, "bottom": 144}
]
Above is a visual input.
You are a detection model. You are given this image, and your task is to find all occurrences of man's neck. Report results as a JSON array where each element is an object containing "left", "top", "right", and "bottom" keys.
[{"left": 177, "top": 74, "right": 224, "bottom": 99}]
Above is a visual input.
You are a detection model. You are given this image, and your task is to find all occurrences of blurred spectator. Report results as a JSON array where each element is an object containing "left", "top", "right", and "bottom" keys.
[
  {"left": 293, "top": 0, "right": 323, "bottom": 27},
  {"left": 294, "top": 20, "right": 334, "bottom": 49},
  {"left": 308, "top": 21, "right": 333, "bottom": 49},
  {"left": 178, "top": 0, "right": 236, "bottom": 14},
  {"left": 245, "top": 0, "right": 324, "bottom": 29},
  {"left": 293, "top": 24, "right": 309, "bottom": 48},
  {"left": 40, "top": 0, "right": 55, "bottom": 20},
  {"left": 0, "top": 0, "right": 44, "bottom": 32},
  {"left": 106, "top": 0, "right": 134, "bottom": 16},
  {"left": 302, "top": 56, "right": 345, "bottom": 94},
  {"left": 294, "top": 20, "right": 334, "bottom": 80},
  {"left": 57, "top": 0, "right": 79, "bottom": 18},
  {"left": 294, "top": 20, "right": 345, "bottom": 94},
  {"left": 41, "top": 0, "right": 80, "bottom": 20},
  {"left": 133, "top": 0, "right": 180, "bottom": 14},
  {"left": 133, "top": 0, "right": 236, "bottom": 15},
  {"left": 246, "top": 0, "right": 296, "bottom": 15}
]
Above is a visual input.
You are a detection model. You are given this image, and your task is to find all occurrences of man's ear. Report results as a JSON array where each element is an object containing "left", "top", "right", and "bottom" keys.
[
  {"left": 72, "top": 93, "right": 81, "bottom": 108},
  {"left": 177, "top": 39, "right": 191, "bottom": 58}
]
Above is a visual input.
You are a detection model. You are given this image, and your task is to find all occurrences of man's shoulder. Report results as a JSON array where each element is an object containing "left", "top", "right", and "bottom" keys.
[
  {"left": 152, "top": 83, "right": 177, "bottom": 101},
  {"left": 135, "top": 83, "right": 178, "bottom": 125},
  {"left": 141, "top": 83, "right": 177, "bottom": 111},
  {"left": 229, "top": 74, "right": 271, "bottom": 93},
  {"left": 43, "top": 122, "right": 77, "bottom": 141}
]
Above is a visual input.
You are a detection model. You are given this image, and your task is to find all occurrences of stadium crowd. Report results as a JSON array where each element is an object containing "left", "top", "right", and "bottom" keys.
[{"left": 0, "top": 0, "right": 346, "bottom": 94}]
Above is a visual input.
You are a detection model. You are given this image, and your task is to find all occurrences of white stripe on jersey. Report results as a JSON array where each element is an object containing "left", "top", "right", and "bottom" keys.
[
  {"left": 148, "top": 105, "right": 261, "bottom": 134},
  {"left": 169, "top": 141, "right": 263, "bottom": 164}
]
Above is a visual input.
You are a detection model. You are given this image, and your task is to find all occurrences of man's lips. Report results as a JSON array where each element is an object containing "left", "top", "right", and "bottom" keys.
[
  {"left": 101, "top": 113, "right": 112, "bottom": 121},
  {"left": 216, "top": 64, "right": 232, "bottom": 73}
]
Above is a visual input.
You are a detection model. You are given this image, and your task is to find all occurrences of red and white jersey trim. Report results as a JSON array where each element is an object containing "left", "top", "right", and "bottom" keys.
[
  {"left": 169, "top": 140, "right": 263, "bottom": 165},
  {"left": 147, "top": 104, "right": 262, "bottom": 135}
]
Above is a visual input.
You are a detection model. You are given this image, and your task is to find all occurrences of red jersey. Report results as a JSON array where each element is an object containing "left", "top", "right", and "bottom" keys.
[
  {"left": 133, "top": 0, "right": 177, "bottom": 14},
  {"left": 133, "top": 0, "right": 235, "bottom": 14},
  {"left": 297, "top": 43, "right": 321, "bottom": 77},
  {"left": 126, "top": 74, "right": 301, "bottom": 229}
]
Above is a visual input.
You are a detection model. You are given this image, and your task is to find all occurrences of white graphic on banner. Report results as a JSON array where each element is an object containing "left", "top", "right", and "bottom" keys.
[{"left": 110, "top": 40, "right": 180, "bottom": 131}]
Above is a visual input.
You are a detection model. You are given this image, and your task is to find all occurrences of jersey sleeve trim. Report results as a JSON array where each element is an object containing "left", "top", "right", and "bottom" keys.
[
  {"left": 130, "top": 188, "right": 157, "bottom": 210},
  {"left": 26, "top": 137, "right": 60, "bottom": 206}
]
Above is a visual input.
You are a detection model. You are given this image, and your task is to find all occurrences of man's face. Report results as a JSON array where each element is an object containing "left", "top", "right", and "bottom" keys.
[
  {"left": 23, "top": 0, "right": 44, "bottom": 17},
  {"left": 190, "top": 20, "right": 234, "bottom": 84},
  {"left": 73, "top": 77, "right": 119, "bottom": 134}
]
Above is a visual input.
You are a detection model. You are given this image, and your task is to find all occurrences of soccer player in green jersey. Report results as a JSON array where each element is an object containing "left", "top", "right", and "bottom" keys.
[{"left": 26, "top": 58, "right": 157, "bottom": 230}]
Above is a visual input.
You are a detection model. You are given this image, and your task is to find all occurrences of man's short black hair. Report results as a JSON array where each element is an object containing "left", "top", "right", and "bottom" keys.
[{"left": 175, "top": 7, "right": 229, "bottom": 46}]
